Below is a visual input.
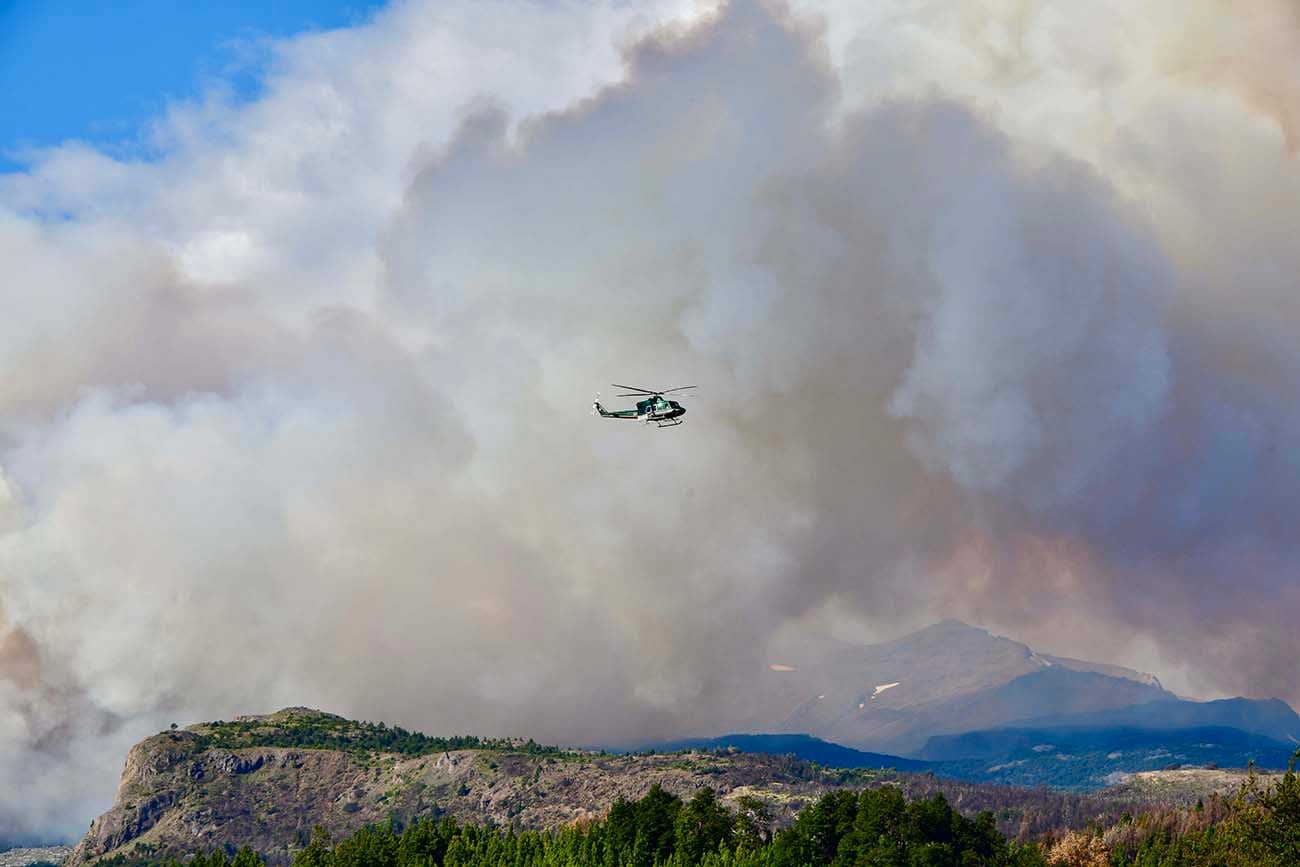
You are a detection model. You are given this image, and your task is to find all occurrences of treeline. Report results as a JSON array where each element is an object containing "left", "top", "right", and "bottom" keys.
[
  {"left": 93, "top": 754, "right": 1300, "bottom": 867},
  {"left": 190, "top": 718, "right": 568, "bottom": 758},
  {"left": 1057, "top": 755, "right": 1300, "bottom": 866},
  {"left": 97, "top": 785, "right": 1044, "bottom": 867}
]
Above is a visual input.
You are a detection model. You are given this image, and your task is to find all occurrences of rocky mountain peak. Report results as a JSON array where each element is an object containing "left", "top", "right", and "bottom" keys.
[{"left": 730, "top": 619, "right": 1175, "bottom": 754}]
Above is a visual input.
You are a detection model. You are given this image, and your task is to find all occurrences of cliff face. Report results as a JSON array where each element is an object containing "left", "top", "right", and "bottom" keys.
[
  {"left": 71, "top": 707, "right": 1217, "bottom": 865},
  {"left": 72, "top": 733, "right": 374, "bottom": 864},
  {"left": 68, "top": 711, "right": 838, "bottom": 866}
]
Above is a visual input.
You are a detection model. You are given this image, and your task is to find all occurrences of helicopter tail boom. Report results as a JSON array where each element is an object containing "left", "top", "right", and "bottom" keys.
[{"left": 592, "top": 397, "right": 638, "bottom": 419}]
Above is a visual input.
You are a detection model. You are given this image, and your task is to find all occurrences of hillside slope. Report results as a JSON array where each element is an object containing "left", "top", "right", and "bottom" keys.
[
  {"left": 0, "top": 847, "right": 73, "bottom": 867},
  {"left": 68, "top": 709, "right": 864, "bottom": 866},
  {"left": 70, "top": 708, "right": 1164, "bottom": 865},
  {"left": 920, "top": 726, "right": 1300, "bottom": 788},
  {"left": 645, "top": 734, "right": 930, "bottom": 771},
  {"left": 1010, "top": 697, "right": 1300, "bottom": 744}
]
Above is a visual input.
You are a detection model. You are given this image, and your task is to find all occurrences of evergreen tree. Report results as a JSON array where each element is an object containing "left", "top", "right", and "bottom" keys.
[
  {"left": 294, "top": 826, "right": 334, "bottom": 867},
  {"left": 632, "top": 785, "right": 683, "bottom": 867},
  {"left": 674, "top": 788, "right": 734, "bottom": 865},
  {"left": 229, "top": 847, "right": 265, "bottom": 867},
  {"left": 732, "top": 796, "right": 773, "bottom": 851},
  {"left": 1242, "top": 749, "right": 1300, "bottom": 865}
]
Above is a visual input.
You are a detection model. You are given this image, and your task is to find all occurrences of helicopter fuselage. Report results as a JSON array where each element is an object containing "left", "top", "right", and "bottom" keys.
[
  {"left": 639, "top": 396, "right": 685, "bottom": 423},
  {"left": 594, "top": 384, "right": 695, "bottom": 428},
  {"left": 593, "top": 395, "right": 686, "bottom": 427}
]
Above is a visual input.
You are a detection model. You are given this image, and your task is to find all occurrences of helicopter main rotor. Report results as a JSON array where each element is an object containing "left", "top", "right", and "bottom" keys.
[{"left": 611, "top": 383, "right": 697, "bottom": 397}]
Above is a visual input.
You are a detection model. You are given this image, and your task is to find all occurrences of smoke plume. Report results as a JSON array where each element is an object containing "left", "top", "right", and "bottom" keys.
[{"left": 2, "top": 0, "right": 1298, "bottom": 844}]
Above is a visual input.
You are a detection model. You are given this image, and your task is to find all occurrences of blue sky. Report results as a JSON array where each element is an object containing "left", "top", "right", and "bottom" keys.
[{"left": 0, "top": 0, "right": 388, "bottom": 172}]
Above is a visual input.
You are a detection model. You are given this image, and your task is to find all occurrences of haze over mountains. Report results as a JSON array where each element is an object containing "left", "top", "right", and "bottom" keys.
[
  {"left": 51, "top": 629, "right": 1300, "bottom": 865},
  {"left": 4, "top": 618, "right": 1297, "bottom": 857},
  {"left": 724, "top": 620, "right": 1179, "bottom": 754},
  {"left": 679, "top": 620, "right": 1300, "bottom": 786}
]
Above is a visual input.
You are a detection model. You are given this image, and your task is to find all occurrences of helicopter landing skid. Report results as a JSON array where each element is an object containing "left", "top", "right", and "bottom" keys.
[{"left": 652, "top": 418, "right": 684, "bottom": 428}]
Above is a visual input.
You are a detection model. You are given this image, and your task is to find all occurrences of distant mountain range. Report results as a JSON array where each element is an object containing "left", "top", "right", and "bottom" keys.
[
  {"left": 648, "top": 728, "right": 1299, "bottom": 790},
  {"left": 1009, "top": 696, "right": 1300, "bottom": 744},
  {"left": 919, "top": 725, "right": 1300, "bottom": 788},
  {"left": 719, "top": 619, "right": 1183, "bottom": 754},
  {"left": 659, "top": 619, "right": 1300, "bottom": 789},
  {"left": 53, "top": 619, "right": 1300, "bottom": 859},
  {"left": 644, "top": 733, "right": 931, "bottom": 771}
]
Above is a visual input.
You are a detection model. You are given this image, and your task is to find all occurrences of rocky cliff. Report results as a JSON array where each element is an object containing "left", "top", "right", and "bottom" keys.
[
  {"left": 68, "top": 709, "right": 850, "bottom": 866},
  {"left": 73, "top": 707, "right": 1223, "bottom": 866}
]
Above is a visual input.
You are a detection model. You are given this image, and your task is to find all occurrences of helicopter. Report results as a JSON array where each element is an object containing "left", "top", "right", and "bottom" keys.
[{"left": 593, "top": 384, "right": 696, "bottom": 427}]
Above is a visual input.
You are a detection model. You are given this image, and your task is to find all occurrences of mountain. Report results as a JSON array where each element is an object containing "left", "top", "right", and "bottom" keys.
[
  {"left": 918, "top": 725, "right": 1300, "bottom": 789},
  {"left": 66, "top": 709, "right": 822, "bottom": 864},
  {"left": 64, "top": 708, "right": 898, "bottom": 865},
  {"left": 720, "top": 620, "right": 1300, "bottom": 760},
  {"left": 70, "top": 708, "right": 1175, "bottom": 865},
  {"left": 645, "top": 729, "right": 1296, "bottom": 792},
  {"left": 1007, "top": 697, "right": 1300, "bottom": 745},
  {"left": 727, "top": 619, "right": 1176, "bottom": 753},
  {"left": 919, "top": 724, "right": 1297, "bottom": 764},
  {"left": 644, "top": 733, "right": 930, "bottom": 771},
  {"left": 667, "top": 620, "right": 1299, "bottom": 789}
]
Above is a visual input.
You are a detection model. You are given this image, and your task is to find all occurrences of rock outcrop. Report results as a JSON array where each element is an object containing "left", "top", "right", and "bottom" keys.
[
  {"left": 68, "top": 709, "right": 840, "bottom": 866},
  {"left": 70, "top": 706, "right": 1220, "bottom": 865}
]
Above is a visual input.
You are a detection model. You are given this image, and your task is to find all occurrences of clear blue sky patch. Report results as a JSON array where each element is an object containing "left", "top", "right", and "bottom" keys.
[{"left": 0, "top": 0, "right": 388, "bottom": 173}]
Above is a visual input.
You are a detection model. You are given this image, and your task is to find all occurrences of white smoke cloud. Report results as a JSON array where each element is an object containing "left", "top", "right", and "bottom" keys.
[{"left": 2, "top": 0, "right": 1299, "bottom": 845}]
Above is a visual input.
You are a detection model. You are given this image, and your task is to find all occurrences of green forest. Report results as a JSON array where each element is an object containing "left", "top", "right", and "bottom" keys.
[
  {"left": 189, "top": 717, "right": 568, "bottom": 759},
  {"left": 96, "top": 755, "right": 1299, "bottom": 867}
]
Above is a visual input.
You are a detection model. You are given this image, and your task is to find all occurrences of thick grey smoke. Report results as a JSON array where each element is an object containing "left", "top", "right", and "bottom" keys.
[{"left": 2, "top": 0, "right": 1299, "bottom": 845}]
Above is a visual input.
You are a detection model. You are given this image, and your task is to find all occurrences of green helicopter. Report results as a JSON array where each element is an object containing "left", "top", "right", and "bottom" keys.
[{"left": 592, "top": 383, "right": 696, "bottom": 428}]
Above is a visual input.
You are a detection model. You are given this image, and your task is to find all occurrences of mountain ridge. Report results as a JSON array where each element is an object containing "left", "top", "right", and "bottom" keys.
[
  {"left": 716, "top": 619, "right": 1300, "bottom": 759},
  {"left": 731, "top": 619, "right": 1176, "bottom": 753},
  {"left": 63, "top": 624, "right": 1300, "bottom": 863},
  {"left": 1004, "top": 696, "right": 1300, "bottom": 744},
  {"left": 639, "top": 727, "right": 1299, "bottom": 791},
  {"left": 69, "top": 708, "right": 1173, "bottom": 865}
]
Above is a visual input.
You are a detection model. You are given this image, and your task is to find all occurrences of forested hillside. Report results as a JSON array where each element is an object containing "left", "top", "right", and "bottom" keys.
[{"left": 88, "top": 755, "right": 1299, "bottom": 867}]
